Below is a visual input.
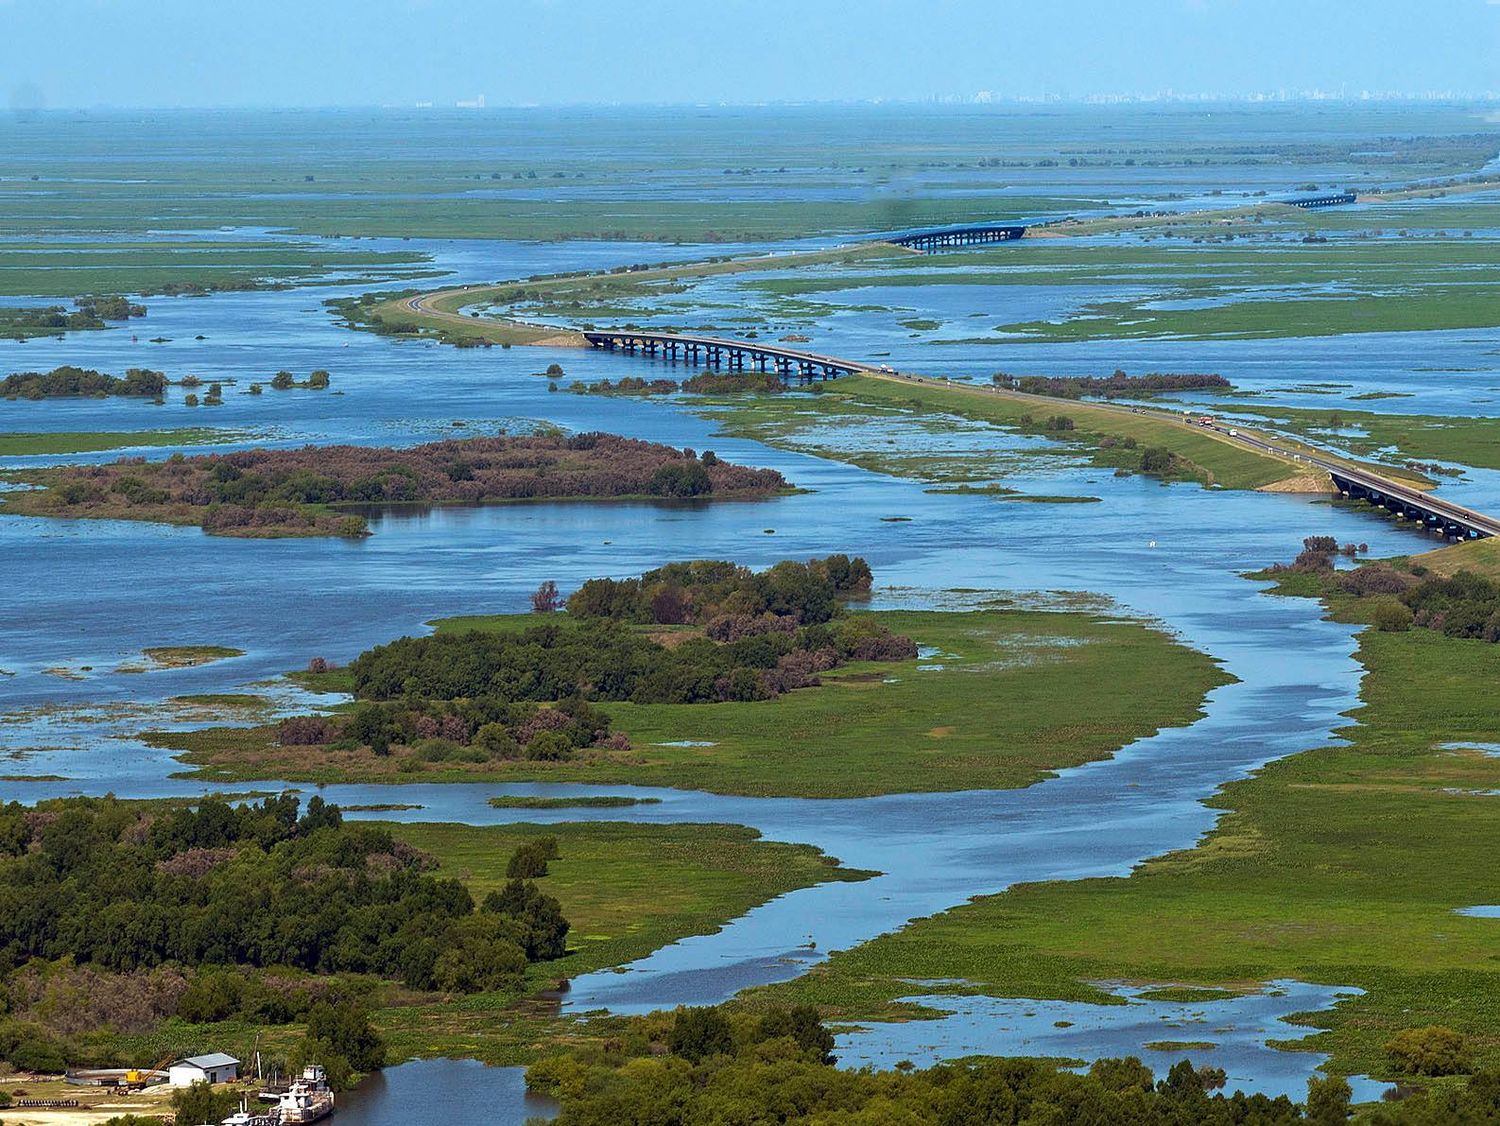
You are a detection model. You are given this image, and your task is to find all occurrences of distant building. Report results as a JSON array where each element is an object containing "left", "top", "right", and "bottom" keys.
[{"left": 168, "top": 1054, "right": 240, "bottom": 1087}]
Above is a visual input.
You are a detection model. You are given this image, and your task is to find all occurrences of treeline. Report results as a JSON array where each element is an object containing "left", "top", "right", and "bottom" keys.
[
  {"left": 345, "top": 557, "right": 900, "bottom": 708},
  {"left": 285, "top": 695, "right": 621, "bottom": 764},
  {"left": 0, "top": 795, "right": 569, "bottom": 1013},
  {"left": 2, "top": 961, "right": 385, "bottom": 1092},
  {"left": 528, "top": 1003, "right": 1466, "bottom": 1124},
  {"left": 0, "top": 296, "right": 145, "bottom": 339},
  {"left": 997, "top": 370, "right": 1232, "bottom": 399},
  {"left": 0, "top": 365, "right": 166, "bottom": 400},
  {"left": 566, "top": 555, "right": 872, "bottom": 626},
  {"left": 15, "top": 433, "right": 787, "bottom": 537},
  {"left": 274, "top": 557, "right": 908, "bottom": 763},
  {"left": 567, "top": 371, "right": 785, "bottom": 397}
]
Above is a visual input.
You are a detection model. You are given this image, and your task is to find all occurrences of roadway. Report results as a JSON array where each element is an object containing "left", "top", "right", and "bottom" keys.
[
  {"left": 862, "top": 370, "right": 1499, "bottom": 539},
  {"left": 386, "top": 226, "right": 1497, "bottom": 540},
  {"left": 1209, "top": 422, "right": 1500, "bottom": 538}
]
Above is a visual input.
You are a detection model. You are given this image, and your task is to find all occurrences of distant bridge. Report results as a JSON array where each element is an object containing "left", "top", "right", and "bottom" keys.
[
  {"left": 1286, "top": 192, "right": 1358, "bottom": 210},
  {"left": 581, "top": 330, "right": 868, "bottom": 383},
  {"left": 885, "top": 223, "right": 1028, "bottom": 251}
]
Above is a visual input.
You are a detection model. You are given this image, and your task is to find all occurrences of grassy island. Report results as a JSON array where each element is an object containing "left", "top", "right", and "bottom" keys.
[
  {"left": 0, "top": 295, "right": 146, "bottom": 340},
  {"left": 0, "top": 364, "right": 167, "bottom": 400},
  {"left": 0, "top": 433, "right": 789, "bottom": 537},
  {"left": 152, "top": 556, "right": 1229, "bottom": 798},
  {"left": 0, "top": 429, "right": 240, "bottom": 457}
]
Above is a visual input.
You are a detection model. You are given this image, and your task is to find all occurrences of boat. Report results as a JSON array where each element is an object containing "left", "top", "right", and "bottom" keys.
[
  {"left": 274, "top": 1065, "right": 335, "bottom": 1124},
  {"left": 219, "top": 1099, "right": 277, "bottom": 1126}
]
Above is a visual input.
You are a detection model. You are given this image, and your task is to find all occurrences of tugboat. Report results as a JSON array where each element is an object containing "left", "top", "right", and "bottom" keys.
[
  {"left": 216, "top": 1066, "right": 333, "bottom": 1126},
  {"left": 273, "top": 1064, "right": 335, "bottom": 1124}
]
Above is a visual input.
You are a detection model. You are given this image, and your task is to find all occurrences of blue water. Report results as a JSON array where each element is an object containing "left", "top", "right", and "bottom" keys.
[{"left": 836, "top": 981, "right": 1389, "bottom": 1102}]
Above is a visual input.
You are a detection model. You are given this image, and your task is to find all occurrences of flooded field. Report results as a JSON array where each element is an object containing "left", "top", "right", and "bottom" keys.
[{"left": 4, "top": 103, "right": 1500, "bottom": 1114}]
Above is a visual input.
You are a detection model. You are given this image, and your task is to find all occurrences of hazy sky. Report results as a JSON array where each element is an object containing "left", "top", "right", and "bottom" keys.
[{"left": 5, "top": 0, "right": 1500, "bottom": 109}]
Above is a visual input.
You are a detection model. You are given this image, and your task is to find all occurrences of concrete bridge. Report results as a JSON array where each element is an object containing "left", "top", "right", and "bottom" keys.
[
  {"left": 1328, "top": 467, "right": 1500, "bottom": 540},
  {"left": 581, "top": 330, "right": 869, "bottom": 383},
  {"left": 1215, "top": 426, "right": 1498, "bottom": 539},
  {"left": 885, "top": 223, "right": 1028, "bottom": 251},
  {"left": 1286, "top": 192, "right": 1357, "bottom": 209}
]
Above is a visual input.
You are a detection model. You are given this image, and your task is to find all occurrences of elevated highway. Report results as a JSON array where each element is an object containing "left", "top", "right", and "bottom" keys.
[
  {"left": 389, "top": 221, "right": 1497, "bottom": 542},
  {"left": 582, "top": 329, "right": 869, "bottom": 382},
  {"left": 884, "top": 223, "right": 1028, "bottom": 251},
  {"left": 1213, "top": 426, "right": 1499, "bottom": 540}
]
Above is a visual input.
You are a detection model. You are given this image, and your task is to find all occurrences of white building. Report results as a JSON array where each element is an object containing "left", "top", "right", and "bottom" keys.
[{"left": 168, "top": 1053, "right": 240, "bottom": 1087}]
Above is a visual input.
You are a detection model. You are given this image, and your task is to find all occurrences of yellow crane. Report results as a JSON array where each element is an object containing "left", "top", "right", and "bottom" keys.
[{"left": 124, "top": 1053, "right": 173, "bottom": 1089}]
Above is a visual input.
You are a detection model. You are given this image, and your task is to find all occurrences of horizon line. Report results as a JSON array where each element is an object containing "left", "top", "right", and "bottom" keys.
[{"left": 11, "top": 92, "right": 1500, "bottom": 115}]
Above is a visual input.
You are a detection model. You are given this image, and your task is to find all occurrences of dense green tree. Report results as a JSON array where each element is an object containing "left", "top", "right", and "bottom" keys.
[
  {"left": 1304, "top": 1073, "right": 1351, "bottom": 1125},
  {"left": 1140, "top": 446, "right": 1176, "bottom": 474},
  {"left": 666, "top": 1006, "right": 734, "bottom": 1063},
  {"left": 171, "top": 1082, "right": 240, "bottom": 1125},
  {"left": 482, "top": 879, "right": 569, "bottom": 960}
]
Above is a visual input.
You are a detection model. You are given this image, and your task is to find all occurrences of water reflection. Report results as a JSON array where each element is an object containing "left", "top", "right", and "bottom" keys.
[
  {"left": 836, "top": 980, "right": 1389, "bottom": 1103},
  {"left": 337, "top": 1059, "right": 555, "bottom": 1126}
]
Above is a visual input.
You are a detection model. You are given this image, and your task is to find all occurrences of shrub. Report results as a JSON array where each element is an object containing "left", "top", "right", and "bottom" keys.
[
  {"left": 473, "top": 722, "right": 520, "bottom": 760},
  {"left": 1370, "top": 599, "right": 1414, "bottom": 632},
  {"left": 525, "top": 731, "right": 573, "bottom": 762},
  {"left": 172, "top": 1082, "right": 240, "bottom": 1126},
  {"left": 1335, "top": 564, "right": 1415, "bottom": 597},
  {"left": 307, "top": 369, "right": 331, "bottom": 389},
  {"left": 1387, "top": 1025, "right": 1471, "bottom": 1076},
  {"left": 1139, "top": 446, "right": 1175, "bottom": 475},
  {"left": 530, "top": 580, "right": 561, "bottom": 614},
  {"left": 277, "top": 716, "right": 338, "bottom": 745},
  {"left": 506, "top": 838, "right": 558, "bottom": 879}
]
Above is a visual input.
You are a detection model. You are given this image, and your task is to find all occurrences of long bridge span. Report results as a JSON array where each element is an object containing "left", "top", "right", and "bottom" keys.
[
  {"left": 581, "top": 329, "right": 869, "bottom": 383},
  {"left": 1219, "top": 426, "right": 1500, "bottom": 540},
  {"left": 885, "top": 223, "right": 1028, "bottom": 251}
]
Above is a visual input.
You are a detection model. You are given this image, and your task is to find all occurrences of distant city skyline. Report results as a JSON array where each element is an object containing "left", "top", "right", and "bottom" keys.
[{"left": 4, "top": 0, "right": 1499, "bottom": 111}]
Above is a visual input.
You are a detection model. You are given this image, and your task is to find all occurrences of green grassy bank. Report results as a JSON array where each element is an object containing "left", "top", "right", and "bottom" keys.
[
  {"left": 695, "top": 374, "right": 1302, "bottom": 491},
  {"left": 755, "top": 567, "right": 1500, "bottom": 1085},
  {"left": 158, "top": 607, "right": 1230, "bottom": 799},
  {"left": 0, "top": 428, "right": 240, "bottom": 457}
]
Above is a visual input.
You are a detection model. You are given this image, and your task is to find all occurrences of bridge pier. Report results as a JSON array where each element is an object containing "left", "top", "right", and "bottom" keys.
[
  {"left": 892, "top": 224, "right": 1028, "bottom": 252},
  {"left": 1331, "top": 471, "right": 1491, "bottom": 541},
  {"left": 582, "top": 329, "right": 861, "bottom": 388}
]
